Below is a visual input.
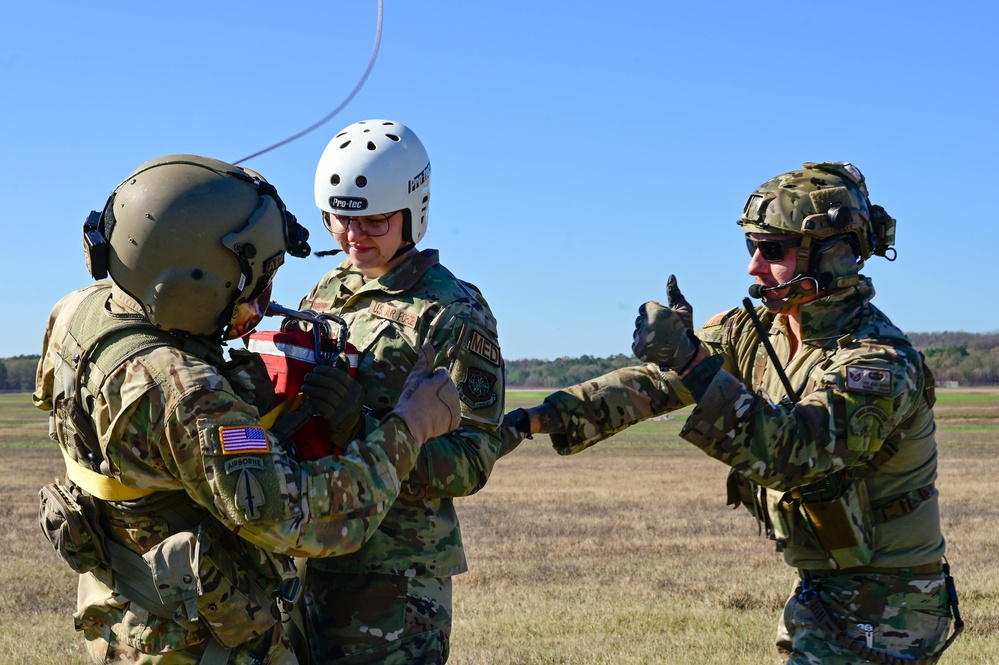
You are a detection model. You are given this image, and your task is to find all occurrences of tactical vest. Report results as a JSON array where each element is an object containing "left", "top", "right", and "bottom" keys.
[{"left": 38, "top": 284, "right": 296, "bottom": 663}]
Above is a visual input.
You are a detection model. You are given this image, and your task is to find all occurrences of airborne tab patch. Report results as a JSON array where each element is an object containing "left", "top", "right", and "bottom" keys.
[
  {"left": 219, "top": 426, "right": 270, "bottom": 454},
  {"left": 845, "top": 365, "right": 893, "bottom": 397}
]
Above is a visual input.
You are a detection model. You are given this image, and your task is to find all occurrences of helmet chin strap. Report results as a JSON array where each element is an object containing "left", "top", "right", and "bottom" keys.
[{"left": 390, "top": 243, "right": 416, "bottom": 262}]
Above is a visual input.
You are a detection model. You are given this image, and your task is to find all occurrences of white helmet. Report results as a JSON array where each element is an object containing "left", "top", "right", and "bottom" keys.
[{"left": 314, "top": 119, "right": 431, "bottom": 243}]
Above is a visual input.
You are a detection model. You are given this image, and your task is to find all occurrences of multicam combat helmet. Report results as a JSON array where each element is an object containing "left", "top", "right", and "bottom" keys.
[
  {"left": 314, "top": 119, "right": 431, "bottom": 243},
  {"left": 88, "top": 155, "right": 310, "bottom": 339},
  {"left": 738, "top": 162, "right": 896, "bottom": 304}
]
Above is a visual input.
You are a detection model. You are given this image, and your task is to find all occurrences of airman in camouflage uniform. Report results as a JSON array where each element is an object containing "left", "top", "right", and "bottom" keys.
[
  {"left": 301, "top": 120, "right": 504, "bottom": 664},
  {"left": 34, "top": 155, "right": 461, "bottom": 664},
  {"left": 504, "top": 163, "right": 961, "bottom": 664}
]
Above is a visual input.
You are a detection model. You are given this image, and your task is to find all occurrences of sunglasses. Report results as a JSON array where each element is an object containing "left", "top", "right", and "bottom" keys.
[{"left": 746, "top": 236, "right": 801, "bottom": 262}]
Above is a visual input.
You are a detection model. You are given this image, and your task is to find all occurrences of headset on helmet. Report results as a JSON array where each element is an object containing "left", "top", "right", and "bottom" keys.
[
  {"left": 738, "top": 162, "right": 896, "bottom": 305},
  {"left": 314, "top": 119, "right": 431, "bottom": 243},
  {"left": 83, "top": 155, "right": 311, "bottom": 340}
]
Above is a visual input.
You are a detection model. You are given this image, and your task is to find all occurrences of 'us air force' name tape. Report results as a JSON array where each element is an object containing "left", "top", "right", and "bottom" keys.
[
  {"left": 370, "top": 301, "right": 419, "bottom": 328},
  {"left": 845, "top": 365, "right": 893, "bottom": 397}
]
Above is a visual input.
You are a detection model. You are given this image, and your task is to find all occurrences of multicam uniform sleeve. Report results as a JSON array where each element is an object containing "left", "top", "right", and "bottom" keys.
[
  {"left": 104, "top": 347, "right": 420, "bottom": 558},
  {"left": 680, "top": 338, "right": 925, "bottom": 492},
  {"left": 542, "top": 363, "right": 691, "bottom": 455},
  {"left": 400, "top": 304, "right": 505, "bottom": 499}
]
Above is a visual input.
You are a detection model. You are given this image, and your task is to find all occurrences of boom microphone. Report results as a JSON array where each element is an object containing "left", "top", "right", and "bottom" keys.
[{"left": 747, "top": 275, "right": 818, "bottom": 299}]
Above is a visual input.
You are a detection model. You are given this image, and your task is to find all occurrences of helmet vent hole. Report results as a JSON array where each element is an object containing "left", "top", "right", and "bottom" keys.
[
  {"left": 192, "top": 269, "right": 203, "bottom": 281},
  {"left": 339, "top": 140, "right": 351, "bottom": 149},
  {"left": 366, "top": 141, "right": 377, "bottom": 151},
  {"left": 386, "top": 134, "right": 400, "bottom": 142},
  {"left": 356, "top": 176, "right": 367, "bottom": 188},
  {"left": 330, "top": 174, "right": 340, "bottom": 186}
]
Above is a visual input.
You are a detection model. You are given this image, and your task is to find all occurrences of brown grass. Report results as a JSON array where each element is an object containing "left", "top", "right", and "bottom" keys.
[{"left": 2, "top": 390, "right": 997, "bottom": 664}]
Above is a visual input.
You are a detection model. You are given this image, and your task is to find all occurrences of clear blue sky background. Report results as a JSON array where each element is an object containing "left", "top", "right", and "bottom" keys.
[{"left": 2, "top": 1, "right": 997, "bottom": 360}]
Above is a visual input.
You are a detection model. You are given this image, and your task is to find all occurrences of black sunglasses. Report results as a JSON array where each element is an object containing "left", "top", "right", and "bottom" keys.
[{"left": 746, "top": 236, "right": 801, "bottom": 262}]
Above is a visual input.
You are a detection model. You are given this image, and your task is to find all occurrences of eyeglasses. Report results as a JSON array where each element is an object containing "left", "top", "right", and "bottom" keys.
[
  {"left": 746, "top": 236, "right": 801, "bottom": 262},
  {"left": 324, "top": 212, "right": 396, "bottom": 237}
]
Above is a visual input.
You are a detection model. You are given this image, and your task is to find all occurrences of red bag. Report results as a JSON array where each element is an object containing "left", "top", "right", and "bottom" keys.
[{"left": 247, "top": 308, "right": 358, "bottom": 459}]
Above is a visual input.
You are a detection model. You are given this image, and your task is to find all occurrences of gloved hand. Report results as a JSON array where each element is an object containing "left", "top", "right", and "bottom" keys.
[
  {"left": 385, "top": 342, "right": 462, "bottom": 445},
  {"left": 498, "top": 408, "right": 532, "bottom": 458},
  {"left": 632, "top": 276, "right": 700, "bottom": 373},
  {"left": 301, "top": 364, "right": 366, "bottom": 451}
]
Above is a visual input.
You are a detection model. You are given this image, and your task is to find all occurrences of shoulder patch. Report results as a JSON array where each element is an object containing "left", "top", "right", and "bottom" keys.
[
  {"left": 703, "top": 312, "right": 727, "bottom": 328},
  {"left": 466, "top": 329, "right": 501, "bottom": 367},
  {"left": 845, "top": 365, "right": 893, "bottom": 397},
  {"left": 219, "top": 425, "right": 270, "bottom": 454},
  {"left": 458, "top": 367, "right": 499, "bottom": 409}
]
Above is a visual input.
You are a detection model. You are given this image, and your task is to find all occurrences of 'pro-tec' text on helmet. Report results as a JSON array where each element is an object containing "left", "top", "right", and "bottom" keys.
[
  {"left": 314, "top": 119, "right": 431, "bottom": 243},
  {"left": 86, "top": 155, "right": 310, "bottom": 339}
]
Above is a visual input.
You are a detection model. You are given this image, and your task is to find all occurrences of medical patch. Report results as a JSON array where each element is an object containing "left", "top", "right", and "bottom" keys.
[
  {"left": 224, "top": 456, "right": 266, "bottom": 475},
  {"left": 219, "top": 425, "right": 270, "bottom": 454},
  {"left": 466, "top": 330, "right": 500, "bottom": 367},
  {"left": 845, "top": 365, "right": 893, "bottom": 397},
  {"left": 370, "top": 301, "right": 419, "bottom": 329},
  {"left": 458, "top": 367, "right": 498, "bottom": 409}
]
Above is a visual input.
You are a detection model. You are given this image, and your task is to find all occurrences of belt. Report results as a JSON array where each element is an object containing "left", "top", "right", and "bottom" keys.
[{"left": 799, "top": 561, "right": 943, "bottom": 580}]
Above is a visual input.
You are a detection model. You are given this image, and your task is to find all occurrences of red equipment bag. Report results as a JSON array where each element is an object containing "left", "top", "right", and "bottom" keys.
[{"left": 247, "top": 305, "right": 358, "bottom": 459}]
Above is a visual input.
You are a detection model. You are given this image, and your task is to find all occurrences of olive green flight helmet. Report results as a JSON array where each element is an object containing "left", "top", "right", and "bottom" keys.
[
  {"left": 89, "top": 155, "right": 310, "bottom": 339},
  {"left": 738, "top": 161, "right": 896, "bottom": 270}
]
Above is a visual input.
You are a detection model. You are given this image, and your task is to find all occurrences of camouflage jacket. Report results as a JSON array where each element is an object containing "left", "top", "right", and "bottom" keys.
[
  {"left": 33, "top": 283, "right": 422, "bottom": 663},
  {"left": 545, "top": 278, "right": 945, "bottom": 571},
  {"left": 299, "top": 248, "right": 504, "bottom": 577}
]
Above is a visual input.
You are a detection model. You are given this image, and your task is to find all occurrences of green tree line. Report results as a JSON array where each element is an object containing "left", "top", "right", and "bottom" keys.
[{"left": 3, "top": 332, "right": 997, "bottom": 393}]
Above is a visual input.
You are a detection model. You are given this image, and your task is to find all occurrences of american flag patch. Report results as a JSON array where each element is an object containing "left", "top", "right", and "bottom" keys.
[{"left": 219, "top": 426, "right": 270, "bottom": 454}]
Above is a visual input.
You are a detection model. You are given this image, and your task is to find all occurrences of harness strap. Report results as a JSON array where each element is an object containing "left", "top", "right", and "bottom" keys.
[
  {"left": 871, "top": 482, "right": 937, "bottom": 524},
  {"left": 61, "top": 447, "right": 155, "bottom": 501}
]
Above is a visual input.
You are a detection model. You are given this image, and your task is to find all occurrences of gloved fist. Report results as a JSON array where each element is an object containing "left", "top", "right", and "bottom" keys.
[
  {"left": 632, "top": 301, "right": 700, "bottom": 373},
  {"left": 301, "top": 364, "right": 365, "bottom": 451},
  {"left": 497, "top": 408, "right": 532, "bottom": 458},
  {"left": 386, "top": 342, "right": 462, "bottom": 445}
]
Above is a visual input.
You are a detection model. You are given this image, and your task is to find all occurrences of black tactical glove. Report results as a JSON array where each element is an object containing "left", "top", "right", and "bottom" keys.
[
  {"left": 632, "top": 276, "right": 700, "bottom": 373},
  {"left": 498, "top": 408, "right": 532, "bottom": 458},
  {"left": 301, "top": 364, "right": 365, "bottom": 451}
]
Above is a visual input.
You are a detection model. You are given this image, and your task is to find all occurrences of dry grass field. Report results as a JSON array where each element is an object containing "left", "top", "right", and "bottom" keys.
[{"left": 1, "top": 389, "right": 997, "bottom": 664}]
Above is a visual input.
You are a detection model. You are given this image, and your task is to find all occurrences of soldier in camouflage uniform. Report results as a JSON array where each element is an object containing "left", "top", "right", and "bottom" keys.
[
  {"left": 503, "top": 163, "right": 961, "bottom": 664},
  {"left": 34, "top": 155, "right": 462, "bottom": 664},
  {"left": 299, "top": 120, "right": 505, "bottom": 664}
]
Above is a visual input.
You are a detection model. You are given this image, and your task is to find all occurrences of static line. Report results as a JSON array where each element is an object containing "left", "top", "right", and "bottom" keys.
[{"left": 233, "top": 0, "right": 384, "bottom": 165}]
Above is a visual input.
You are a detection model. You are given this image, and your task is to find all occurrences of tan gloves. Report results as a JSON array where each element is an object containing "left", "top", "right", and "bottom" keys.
[{"left": 386, "top": 342, "right": 462, "bottom": 444}]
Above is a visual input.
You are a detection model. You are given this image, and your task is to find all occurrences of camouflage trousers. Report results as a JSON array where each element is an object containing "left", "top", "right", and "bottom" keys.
[
  {"left": 303, "top": 570, "right": 452, "bottom": 664},
  {"left": 775, "top": 571, "right": 952, "bottom": 664}
]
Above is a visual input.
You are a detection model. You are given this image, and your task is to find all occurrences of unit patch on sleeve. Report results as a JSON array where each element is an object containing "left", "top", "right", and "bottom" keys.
[
  {"left": 466, "top": 330, "right": 501, "bottom": 367},
  {"left": 219, "top": 425, "right": 270, "bottom": 454},
  {"left": 845, "top": 365, "right": 893, "bottom": 397},
  {"left": 458, "top": 366, "right": 499, "bottom": 409}
]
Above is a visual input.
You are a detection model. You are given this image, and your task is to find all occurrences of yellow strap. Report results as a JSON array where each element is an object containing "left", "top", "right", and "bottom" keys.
[
  {"left": 61, "top": 447, "right": 156, "bottom": 502},
  {"left": 259, "top": 393, "right": 307, "bottom": 430}
]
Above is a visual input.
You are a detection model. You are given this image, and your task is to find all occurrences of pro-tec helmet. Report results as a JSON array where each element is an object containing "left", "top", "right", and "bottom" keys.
[
  {"left": 86, "top": 155, "right": 310, "bottom": 339},
  {"left": 314, "top": 119, "right": 431, "bottom": 243}
]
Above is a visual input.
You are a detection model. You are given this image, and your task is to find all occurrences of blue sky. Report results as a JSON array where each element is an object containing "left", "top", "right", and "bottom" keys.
[{"left": 3, "top": 1, "right": 997, "bottom": 360}]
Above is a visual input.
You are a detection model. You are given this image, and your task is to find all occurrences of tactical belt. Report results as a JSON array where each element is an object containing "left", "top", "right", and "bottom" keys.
[{"left": 799, "top": 560, "right": 943, "bottom": 580}]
